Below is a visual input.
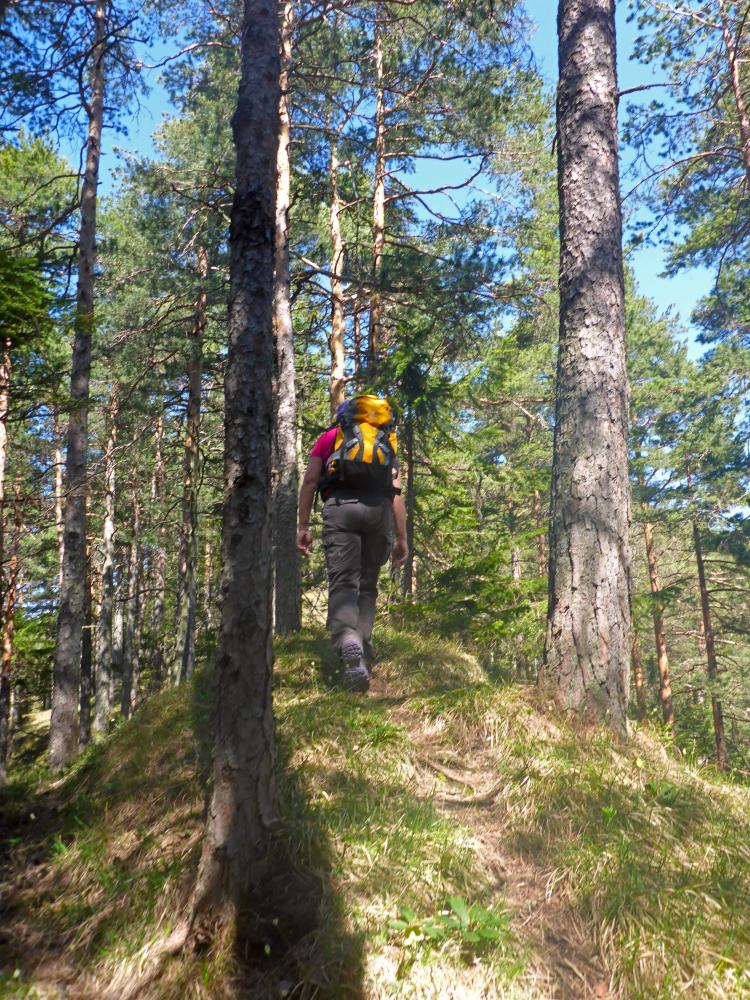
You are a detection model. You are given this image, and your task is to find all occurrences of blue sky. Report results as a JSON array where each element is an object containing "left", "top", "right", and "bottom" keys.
[{"left": 95, "top": 2, "right": 712, "bottom": 356}]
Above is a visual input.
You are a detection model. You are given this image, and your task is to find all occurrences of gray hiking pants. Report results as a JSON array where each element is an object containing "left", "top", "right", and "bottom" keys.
[{"left": 322, "top": 494, "right": 393, "bottom": 659}]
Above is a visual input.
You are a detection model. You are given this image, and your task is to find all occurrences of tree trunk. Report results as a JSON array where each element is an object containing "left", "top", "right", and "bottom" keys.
[
  {"left": 203, "top": 540, "right": 214, "bottom": 629},
  {"left": 508, "top": 498, "right": 521, "bottom": 583},
  {"left": 190, "top": 0, "right": 283, "bottom": 929},
  {"left": 642, "top": 516, "right": 674, "bottom": 728},
  {"left": 79, "top": 538, "right": 93, "bottom": 746},
  {"left": 543, "top": 0, "right": 631, "bottom": 738},
  {"left": 691, "top": 517, "right": 718, "bottom": 680},
  {"left": 402, "top": 411, "right": 416, "bottom": 597},
  {"left": 368, "top": 4, "right": 387, "bottom": 378},
  {"left": 353, "top": 307, "right": 363, "bottom": 382},
  {"left": 93, "top": 391, "right": 117, "bottom": 735},
  {"left": 112, "top": 565, "right": 123, "bottom": 701},
  {"left": 150, "top": 413, "right": 166, "bottom": 686},
  {"left": 172, "top": 248, "right": 207, "bottom": 684},
  {"left": 329, "top": 140, "right": 347, "bottom": 415},
  {"left": 273, "top": 0, "right": 302, "bottom": 636},
  {"left": 50, "top": 0, "right": 107, "bottom": 769},
  {"left": 120, "top": 462, "right": 140, "bottom": 719},
  {"left": 718, "top": 0, "right": 750, "bottom": 187},
  {"left": 0, "top": 477, "right": 20, "bottom": 784},
  {"left": 534, "top": 488, "right": 547, "bottom": 577},
  {"left": 54, "top": 412, "right": 65, "bottom": 592},
  {"left": 0, "top": 340, "right": 10, "bottom": 619},
  {"left": 689, "top": 494, "right": 726, "bottom": 767},
  {"left": 631, "top": 629, "right": 646, "bottom": 721}
]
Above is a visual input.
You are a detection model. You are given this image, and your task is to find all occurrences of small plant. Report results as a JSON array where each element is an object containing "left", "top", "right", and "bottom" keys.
[{"left": 388, "top": 894, "right": 515, "bottom": 962}]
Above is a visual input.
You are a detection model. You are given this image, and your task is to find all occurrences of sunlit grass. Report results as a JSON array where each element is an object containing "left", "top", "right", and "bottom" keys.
[
  {"left": 411, "top": 680, "right": 750, "bottom": 999},
  {"left": 3, "top": 627, "right": 749, "bottom": 998}
]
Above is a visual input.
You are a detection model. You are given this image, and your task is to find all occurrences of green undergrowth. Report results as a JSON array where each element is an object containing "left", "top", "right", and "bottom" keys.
[{"left": 1, "top": 627, "right": 749, "bottom": 999}]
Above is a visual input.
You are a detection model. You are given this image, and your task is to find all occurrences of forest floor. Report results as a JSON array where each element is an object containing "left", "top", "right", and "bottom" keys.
[{"left": 0, "top": 628, "right": 749, "bottom": 999}]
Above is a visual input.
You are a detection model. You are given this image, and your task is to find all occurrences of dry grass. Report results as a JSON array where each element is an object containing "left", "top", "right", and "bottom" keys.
[{"left": 1, "top": 627, "right": 748, "bottom": 999}]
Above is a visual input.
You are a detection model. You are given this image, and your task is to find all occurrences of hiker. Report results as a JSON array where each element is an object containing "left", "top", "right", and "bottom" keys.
[{"left": 296, "top": 395, "right": 409, "bottom": 692}]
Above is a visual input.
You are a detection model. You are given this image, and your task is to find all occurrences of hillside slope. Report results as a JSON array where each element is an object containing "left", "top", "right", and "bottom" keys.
[{"left": 1, "top": 629, "right": 749, "bottom": 999}]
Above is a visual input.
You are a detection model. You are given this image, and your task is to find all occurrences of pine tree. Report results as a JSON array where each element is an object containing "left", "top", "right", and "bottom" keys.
[{"left": 544, "top": 0, "right": 632, "bottom": 737}]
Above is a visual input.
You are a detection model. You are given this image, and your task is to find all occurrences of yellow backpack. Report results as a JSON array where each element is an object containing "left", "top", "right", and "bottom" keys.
[{"left": 321, "top": 395, "right": 398, "bottom": 496}]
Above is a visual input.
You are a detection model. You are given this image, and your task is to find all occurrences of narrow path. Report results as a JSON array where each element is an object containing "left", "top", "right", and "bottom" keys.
[{"left": 368, "top": 665, "right": 615, "bottom": 1000}]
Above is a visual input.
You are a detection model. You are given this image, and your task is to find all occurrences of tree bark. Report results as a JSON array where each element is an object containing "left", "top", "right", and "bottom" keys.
[
  {"left": 329, "top": 139, "right": 347, "bottom": 415},
  {"left": 0, "top": 477, "right": 20, "bottom": 784},
  {"left": 402, "top": 411, "right": 415, "bottom": 597},
  {"left": 718, "top": 0, "right": 750, "bottom": 188},
  {"left": 203, "top": 540, "right": 214, "bottom": 629},
  {"left": 150, "top": 413, "right": 166, "bottom": 685},
  {"left": 0, "top": 341, "right": 14, "bottom": 769},
  {"left": 50, "top": 0, "right": 107, "bottom": 769},
  {"left": 93, "top": 390, "right": 118, "bottom": 735},
  {"left": 691, "top": 517, "right": 719, "bottom": 680},
  {"left": 273, "top": 0, "right": 302, "bottom": 635},
  {"left": 79, "top": 537, "right": 93, "bottom": 746},
  {"left": 712, "top": 694, "right": 728, "bottom": 771},
  {"left": 368, "top": 4, "right": 387, "bottom": 379},
  {"left": 172, "top": 248, "right": 207, "bottom": 684},
  {"left": 53, "top": 412, "right": 65, "bottom": 592},
  {"left": 642, "top": 515, "right": 674, "bottom": 728},
  {"left": 0, "top": 340, "right": 10, "bottom": 627},
  {"left": 190, "top": 0, "right": 282, "bottom": 928},
  {"left": 120, "top": 461, "right": 140, "bottom": 719},
  {"left": 544, "top": 0, "right": 631, "bottom": 738},
  {"left": 534, "top": 488, "right": 547, "bottom": 578},
  {"left": 688, "top": 485, "right": 727, "bottom": 766},
  {"left": 631, "top": 629, "right": 646, "bottom": 721},
  {"left": 508, "top": 498, "right": 521, "bottom": 583}
]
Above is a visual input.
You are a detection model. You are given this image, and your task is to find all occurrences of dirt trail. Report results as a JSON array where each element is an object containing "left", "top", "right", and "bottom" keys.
[{"left": 367, "top": 668, "right": 615, "bottom": 1000}]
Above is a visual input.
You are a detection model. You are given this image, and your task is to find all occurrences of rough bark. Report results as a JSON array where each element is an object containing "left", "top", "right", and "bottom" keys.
[
  {"left": 642, "top": 515, "right": 674, "bottom": 728},
  {"left": 368, "top": 4, "right": 387, "bottom": 378},
  {"left": 273, "top": 0, "right": 302, "bottom": 635},
  {"left": 79, "top": 540, "right": 93, "bottom": 746},
  {"left": 329, "top": 140, "right": 347, "bottom": 415},
  {"left": 0, "top": 341, "right": 10, "bottom": 622},
  {"left": 53, "top": 412, "right": 64, "bottom": 591},
  {"left": 150, "top": 413, "right": 166, "bottom": 685},
  {"left": 508, "top": 499, "right": 522, "bottom": 583},
  {"left": 172, "top": 247, "right": 207, "bottom": 684},
  {"left": 93, "top": 391, "right": 118, "bottom": 735},
  {"left": 544, "top": 0, "right": 632, "bottom": 738},
  {"left": 689, "top": 494, "right": 727, "bottom": 766},
  {"left": 402, "top": 412, "right": 416, "bottom": 597},
  {"left": 712, "top": 694, "right": 728, "bottom": 771},
  {"left": 691, "top": 517, "right": 719, "bottom": 680},
  {"left": 190, "top": 0, "right": 283, "bottom": 927},
  {"left": 49, "top": 0, "right": 107, "bottom": 769},
  {"left": 631, "top": 629, "right": 647, "bottom": 721},
  {"left": 203, "top": 540, "right": 214, "bottom": 629},
  {"left": 120, "top": 462, "right": 140, "bottom": 719},
  {"left": 112, "top": 565, "right": 123, "bottom": 698},
  {"left": 718, "top": 0, "right": 750, "bottom": 188},
  {"left": 0, "top": 477, "right": 20, "bottom": 783},
  {"left": 534, "top": 488, "right": 547, "bottom": 577}
]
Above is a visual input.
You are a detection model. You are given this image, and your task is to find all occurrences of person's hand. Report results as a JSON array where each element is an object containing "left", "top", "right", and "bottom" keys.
[
  {"left": 296, "top": 527, "right": 312, "bottom": 556},
  {"left": 391, "top": 537, "right": 408, "bottom": 568}
]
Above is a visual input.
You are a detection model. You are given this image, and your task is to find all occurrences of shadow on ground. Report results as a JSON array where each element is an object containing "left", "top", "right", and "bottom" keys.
[{"left": 0, "top": 657, "right": 366, "bottom": 1000}]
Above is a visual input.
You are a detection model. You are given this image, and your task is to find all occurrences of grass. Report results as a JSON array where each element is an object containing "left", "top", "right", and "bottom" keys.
[
  {"left": 1, "top": 625, "right": 749, "bottom": 998},
  {"left": 415, "top": 680, "right": 750, "bottom": 999}
]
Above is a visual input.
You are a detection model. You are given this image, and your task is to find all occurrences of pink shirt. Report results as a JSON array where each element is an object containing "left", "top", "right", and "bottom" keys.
[{"left": 310, "top": 427, "right": 338, "bottom": 463}]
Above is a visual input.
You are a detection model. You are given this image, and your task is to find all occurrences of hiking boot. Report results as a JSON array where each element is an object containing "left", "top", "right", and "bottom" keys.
[{"left": 341, "top": 640, "right": 370, "bottom": 693}]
